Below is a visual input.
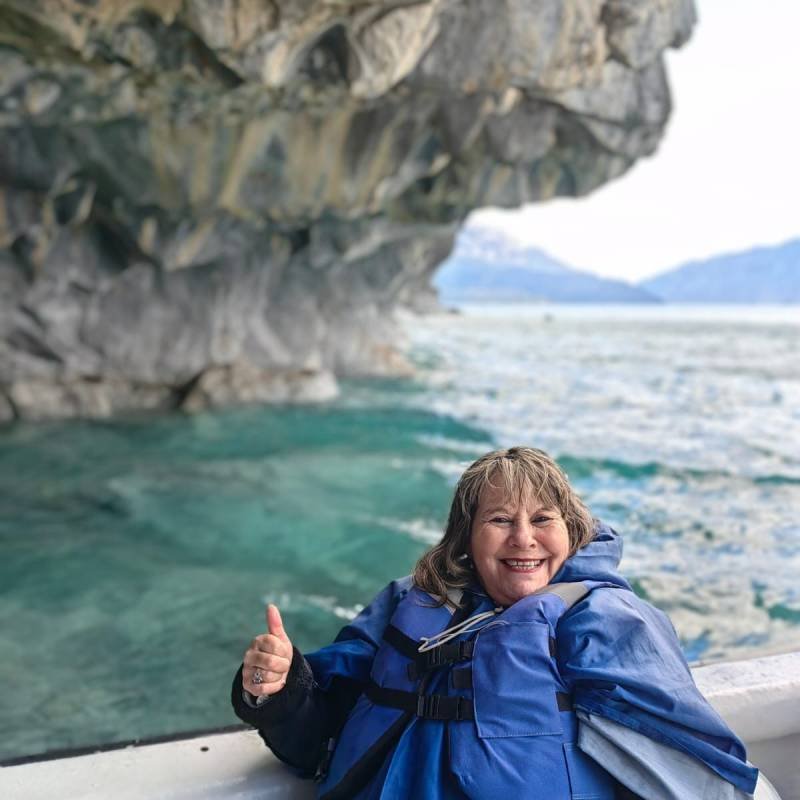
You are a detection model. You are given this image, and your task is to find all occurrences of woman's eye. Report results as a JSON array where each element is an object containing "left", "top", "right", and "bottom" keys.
[
  {"left": 533, "top": 516, "right": 553, "bottom": 525},
  {"left": 492, "top": 517, "right": 511, "bottom": 524}
]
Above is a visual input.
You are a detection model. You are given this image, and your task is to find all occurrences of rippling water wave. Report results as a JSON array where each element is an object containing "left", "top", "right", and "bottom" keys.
[
  {"left": 0, "top": 304, "right": 798, "bottom": 760},
  {"left": 403, "top": 304, "right": 800, "bottom": 663}
]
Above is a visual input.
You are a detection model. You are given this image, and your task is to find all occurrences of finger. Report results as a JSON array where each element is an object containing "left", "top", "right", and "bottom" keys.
[
  {"left": 245, "top": 666, "right": 284, "bottom": 686},
  {"left": 267, "top": 604, "right": 290, "bottom": 643},
  {"left": 252, "top": 633, "right": 292, "bottom": 658},
  {"left": 245, "top": 650, "right": 290, "bottom": 673},
  {"left": 250, "top": 670, "right": 287, "bottom": 695}
]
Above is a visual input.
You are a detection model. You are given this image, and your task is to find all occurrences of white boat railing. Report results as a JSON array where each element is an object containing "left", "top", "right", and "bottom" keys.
[{"left": 2, "top": 651, "right": 798, "bottom": 800}]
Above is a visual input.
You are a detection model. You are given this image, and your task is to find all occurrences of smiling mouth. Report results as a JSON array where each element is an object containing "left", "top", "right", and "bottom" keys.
[{"left": 501, "top": 559, "right": 545, "bottom": 572}]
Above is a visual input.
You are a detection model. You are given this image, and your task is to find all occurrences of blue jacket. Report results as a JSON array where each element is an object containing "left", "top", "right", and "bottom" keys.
[{"left": 232, "top": 524, "right": 758, "bottom": 799}]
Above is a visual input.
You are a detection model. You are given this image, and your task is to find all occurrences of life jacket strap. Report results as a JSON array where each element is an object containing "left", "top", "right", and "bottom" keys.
[
  {"left": 407, "top": 639, "right": 475, "bottom": 680},
  {"left": 366, "top": 680, "right": 574, "bottom": 718},
  {"left": 383, "top": 624, "right": 476, "bottom": 680},
  {"left": 382, "top": 624, "right": 419, "bottom": 659},
  {"left": 365, "top": 681, "right": 475, "bottom": 721},
  {"left": 556, "top": 692, "right": 573, "bottom": 712},
  {"left": 451, "top": 667, "right": 472, "bottom": 690}
]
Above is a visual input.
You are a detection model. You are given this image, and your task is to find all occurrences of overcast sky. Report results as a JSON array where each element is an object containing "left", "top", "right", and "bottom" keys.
[{"left": 468, "top": 0, "right": 800, "bottom": 282}]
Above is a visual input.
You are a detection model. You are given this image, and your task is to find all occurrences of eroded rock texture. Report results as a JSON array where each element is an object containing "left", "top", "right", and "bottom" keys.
[{"left": 0, "top": 0, "right": 695, "bottom": 419}]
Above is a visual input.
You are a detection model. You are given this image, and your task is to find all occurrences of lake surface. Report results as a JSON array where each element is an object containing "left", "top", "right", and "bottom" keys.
[{"left": 1, "top": 303, "right": 798, "bottom": 761}]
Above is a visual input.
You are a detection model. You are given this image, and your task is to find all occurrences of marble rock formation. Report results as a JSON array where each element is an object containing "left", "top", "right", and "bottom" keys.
[{"left": 0, "top": 0, "right": 695, "bottom": 420}]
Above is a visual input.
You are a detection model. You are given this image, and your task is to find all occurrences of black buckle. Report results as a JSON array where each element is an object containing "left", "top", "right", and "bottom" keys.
[
  {"left": 415, "top": 694, "right": 471, "bottom": 721},
  {"left": 416, "top": 693, "right": 439, "bottom": 719},
  {"left": 408, "top": 640, "right": 476, "bottom": 680},
  {"left": 428, "top": 648, "right": 445, "bottom": 667}
]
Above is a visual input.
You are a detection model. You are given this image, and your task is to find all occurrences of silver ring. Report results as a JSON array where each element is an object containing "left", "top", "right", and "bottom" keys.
[{"left": 252, "top": 668, "right": 264, "bottom": 685}]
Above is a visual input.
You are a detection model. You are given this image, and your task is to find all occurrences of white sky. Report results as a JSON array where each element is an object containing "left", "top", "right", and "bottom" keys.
[{"left": 468, "top": 0, "right": 800, "bottom": 282}]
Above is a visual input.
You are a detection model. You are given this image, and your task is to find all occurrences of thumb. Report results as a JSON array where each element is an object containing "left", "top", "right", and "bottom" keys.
[{"left": 266, "top": 604, "right": 290, "bottom": 642}]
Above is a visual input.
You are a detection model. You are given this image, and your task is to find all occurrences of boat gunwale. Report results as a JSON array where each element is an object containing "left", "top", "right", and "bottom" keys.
[{"left": 0, "top": 723, "right": 248, "bottom": 768}]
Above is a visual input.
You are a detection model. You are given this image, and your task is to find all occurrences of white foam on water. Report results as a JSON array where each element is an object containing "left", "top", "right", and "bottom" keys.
[
  {"left": 404, "top": 306, "right": 800, "bottom": 480},
  {"left": 369, "top": 516, "right": 444, "bottom": 545},
  {"left": 413, "top": 434, "right": 493, "bottom": 454},
  {"left": 260, "top": 592, "right": 365, "bottom": 622},
  {"left": 429, "top": 458, "right": 473, "bottom": 484}
]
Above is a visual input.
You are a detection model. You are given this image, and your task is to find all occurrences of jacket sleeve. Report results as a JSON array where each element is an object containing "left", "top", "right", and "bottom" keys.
[
  {"left": 556, "top": 587, "right": 759, "bottom": 796},
  {"left": 230, "top": 577, "right": 411, "bottom": 776}
]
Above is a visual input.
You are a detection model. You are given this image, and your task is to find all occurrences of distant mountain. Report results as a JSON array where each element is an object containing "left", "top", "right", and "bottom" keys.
[
  {"left": 640, "top": 239, "right": 800, "bottom": 303},
  {"left": 433, "top": 227, "right": 659, "bottom": 304}
]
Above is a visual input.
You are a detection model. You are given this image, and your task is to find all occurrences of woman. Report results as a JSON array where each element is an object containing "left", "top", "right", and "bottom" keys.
[{"left": 232, "top": 447, "right": 761, "bottom": 799}]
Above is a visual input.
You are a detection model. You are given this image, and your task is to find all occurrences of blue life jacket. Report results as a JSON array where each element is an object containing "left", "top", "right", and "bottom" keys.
[
  {"left": 306, "top": 525, "right": 758, "bottom": 799},
  {"left": 318, "top": 580, "right": 620, "bottom": 800}
]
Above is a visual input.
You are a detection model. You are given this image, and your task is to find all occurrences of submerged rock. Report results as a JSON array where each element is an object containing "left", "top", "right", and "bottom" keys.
[{"left": 0, "top": 0, "right": 695, "bottom": 419}]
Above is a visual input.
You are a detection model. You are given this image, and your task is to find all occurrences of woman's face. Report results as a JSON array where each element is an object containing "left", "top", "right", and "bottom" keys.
[{"left": 470, "top": 483, "right": 571, "bottom": 607}]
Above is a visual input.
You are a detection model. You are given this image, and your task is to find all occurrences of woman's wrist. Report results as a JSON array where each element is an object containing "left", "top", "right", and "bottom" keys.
[
  {"left": 242, "top": 688, "right": 271, "bottom": 707},
  {"left": 234, "top": 647, "right": 313, "bottom": 717}
]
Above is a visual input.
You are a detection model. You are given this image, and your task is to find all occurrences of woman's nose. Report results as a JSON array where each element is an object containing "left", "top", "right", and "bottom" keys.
[{"left": 509, "top": 518, "right": 537, "bottom": 547}]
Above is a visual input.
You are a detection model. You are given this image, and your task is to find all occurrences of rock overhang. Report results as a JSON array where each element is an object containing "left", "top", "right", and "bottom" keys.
[{"left": 0, "top": 0, "right": 696, "bottom": 420}]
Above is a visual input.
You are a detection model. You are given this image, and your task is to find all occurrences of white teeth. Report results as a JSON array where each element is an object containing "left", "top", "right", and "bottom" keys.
[{"left": 504, "top": 559, "right": 542, "bottom": 567}]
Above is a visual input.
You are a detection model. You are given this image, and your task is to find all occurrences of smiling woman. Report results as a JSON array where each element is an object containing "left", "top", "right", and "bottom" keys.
[
  {"left": 231, "top": 447, "right": 770, "bottom": 800},
  {"left": 414, "top": 448, "right": 595, "bottom": 608},
  {"left": 469, "top": 487, "right": 572, "bottom": 605}
]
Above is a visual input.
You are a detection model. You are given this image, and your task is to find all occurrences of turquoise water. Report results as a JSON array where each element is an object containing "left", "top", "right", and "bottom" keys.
[{"left": 1, "top": 304, "right": 799, "bottom": 761}]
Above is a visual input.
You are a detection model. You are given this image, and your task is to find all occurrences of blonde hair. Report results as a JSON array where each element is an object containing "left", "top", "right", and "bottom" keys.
[{"left": 413, "top": 446, "right": 596, "bottom": 604}]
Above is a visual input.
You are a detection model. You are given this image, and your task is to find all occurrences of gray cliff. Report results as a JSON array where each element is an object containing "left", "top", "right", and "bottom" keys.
[{"left": 0, "top": 0, "right": 695, "bottom": 420}]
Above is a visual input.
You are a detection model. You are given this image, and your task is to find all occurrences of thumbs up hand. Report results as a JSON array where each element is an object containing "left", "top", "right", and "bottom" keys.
[{"left": 243, "top": 604, "right": 294, "bottom": 697}]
